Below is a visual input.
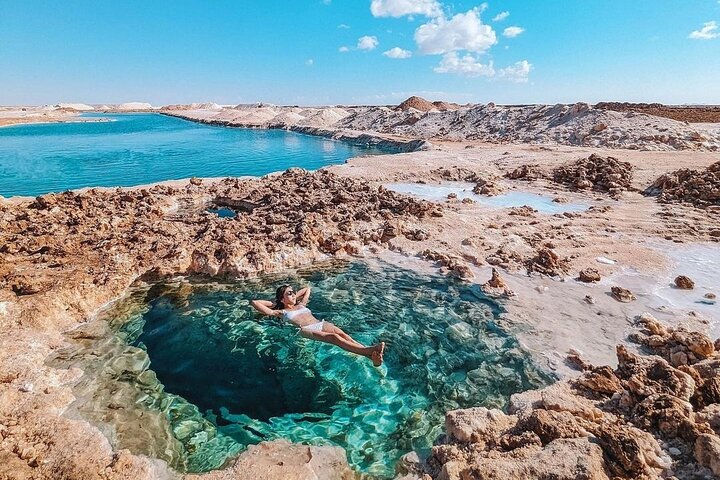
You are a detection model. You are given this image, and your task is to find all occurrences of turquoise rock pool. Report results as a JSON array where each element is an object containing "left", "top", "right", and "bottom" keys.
[
  {"left": 54, "top": 260, "right": 551, "bottom": 477},
  {"left": 0, "top": 113, "right": 382, "bottom": 197}
]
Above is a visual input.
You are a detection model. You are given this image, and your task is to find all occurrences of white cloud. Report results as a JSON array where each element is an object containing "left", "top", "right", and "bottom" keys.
[
  {"left": 492, "top": 11, "right": 509, "bottom": 22},
  {"left": 433, "top": 52, "right": 495, "bottom": 77},
  {"left": 337, "top": 23, "right": 350, "bottom": 29},
  {"left": 503, "top": 26, "right": 525, "bottom": 38},
  {"left": 357, "top": 35, "right": 379, "bottom": 50},
  {"left": 498, "top": 60, "right": 532, "bottom": 82},
  {"left": 414, "top": 7, "right": 497, "bottom": 54},
  {"left": 383, "top": 47, "right": 413, "bottom": 58},
  {"left": 689, "top": 21, "right": 719, "bottom": 40},
  {"left": 338, "top": 46, "right": 350, "bottom": 52},
  {"left": 370, "top": 0, "right": 442, "bottom": 18},
  {"left": 305, "top": 59, "right": 314, "bottom": 66}
]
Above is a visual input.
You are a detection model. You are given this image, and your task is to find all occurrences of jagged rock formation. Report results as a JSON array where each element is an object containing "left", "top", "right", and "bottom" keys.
[
  {"left": 480, "top": 268, "right": 515, "bottom": 297},
  {"left": 413, "top": 316, "right": 720, "bottom": 479},
  {"left": 526, "top": 248, "right": 569, "bottom": 277},
  {"left": 611, "top": 286, "right": 636, "bottom": 303},
  {"left": 552, "top": 154, "right": 634, "bottom": 197},
  {"left": 578, "top": 268, "right": 601, "bottom": 283},
  {"left": 675, "top": 275, "right": 696, "bottom": 290},
  {"left": 596, "top": 102, "right": 720, "bottom": 123},
  {"left": 645, "top": 161, "right": 720, "bottom": 209},
  {"left": 336, "top": 102, "right": 720, "bottom": 151}
]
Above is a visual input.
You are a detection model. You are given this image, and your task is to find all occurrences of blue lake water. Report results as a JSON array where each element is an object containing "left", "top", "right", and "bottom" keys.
[
  {"left": 0, "top": 113, "right": 381, "bottom": 197},
  {"left": 54, "top": 260, "right": 551, "bottom": 477}
]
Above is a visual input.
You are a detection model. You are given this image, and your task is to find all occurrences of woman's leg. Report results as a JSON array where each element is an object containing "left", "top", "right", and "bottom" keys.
[
  {"left": 302, "top": 330, "right": 385, "bottom": 366},
  {"left": 323, "top": 322, "right": 365, "bottom": 348}
]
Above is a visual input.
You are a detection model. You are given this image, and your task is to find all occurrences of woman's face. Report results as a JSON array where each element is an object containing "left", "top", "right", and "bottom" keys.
[{"left": 283, "top": 286, "right": 296, "bottom": 306}]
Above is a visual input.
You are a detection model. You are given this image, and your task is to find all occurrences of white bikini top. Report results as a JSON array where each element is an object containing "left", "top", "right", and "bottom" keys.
[{"left": 283, "top": 306, "right": 310, "bottom": 320}]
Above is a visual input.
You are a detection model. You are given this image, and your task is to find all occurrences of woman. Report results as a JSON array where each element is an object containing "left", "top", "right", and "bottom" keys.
[{"left": 251, "top": 284, "right": 385, "bottom": 366}]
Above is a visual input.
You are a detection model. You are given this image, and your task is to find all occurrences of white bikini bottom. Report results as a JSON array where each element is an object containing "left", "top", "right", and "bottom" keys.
[{"left": 300, "top": 321, "right": 325, "bottom": 333}]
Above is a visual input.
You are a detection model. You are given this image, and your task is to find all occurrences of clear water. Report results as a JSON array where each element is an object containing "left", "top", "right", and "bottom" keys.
[
  {"left": 385, "top": 182, "right": 587, "bottom": 214},
  {"left": 207, "top": 207, "right": 237, "bottom": 218},
  {"left": 0, "top": 113, "right": 381, "bottom": 197},
  {"left": 55, "top": 261, "right": 550, "bottom": 477}
]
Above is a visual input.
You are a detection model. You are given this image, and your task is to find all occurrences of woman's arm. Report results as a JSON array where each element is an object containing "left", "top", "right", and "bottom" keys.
[
  {"left": 251, "top": 299, "right": 282, "bottom": 317},
  {"left": 296, "top": 286, "right": 311, "bottom": 305}
]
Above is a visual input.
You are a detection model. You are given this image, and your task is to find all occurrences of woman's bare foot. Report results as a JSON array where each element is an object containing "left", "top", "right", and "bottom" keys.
[{"left": 371, "top": 342, "right": 385, "bottom": 367}]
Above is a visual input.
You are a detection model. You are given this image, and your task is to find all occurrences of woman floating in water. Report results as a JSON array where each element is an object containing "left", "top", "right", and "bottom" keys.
[{"left": 251, "top": 285, "right": 385, "bottom": 366}]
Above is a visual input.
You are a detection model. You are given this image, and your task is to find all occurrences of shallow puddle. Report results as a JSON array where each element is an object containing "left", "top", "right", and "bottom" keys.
[
  {"left": 206, "top": 206, "right": 237, "bottom": 218},
  {"left": 385, "top": 182, "right": 587, "bottom": 214},
  {"left": 52, "top": 260, "right": 550, "bottom": 477},
  {"left": 611, "top": 243, "right": 719, "bottom": 334}
]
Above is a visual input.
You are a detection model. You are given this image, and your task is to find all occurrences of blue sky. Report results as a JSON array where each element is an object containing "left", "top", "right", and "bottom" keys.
[{"left": 1, "top": 0, "right": 719, "bottom": 105}]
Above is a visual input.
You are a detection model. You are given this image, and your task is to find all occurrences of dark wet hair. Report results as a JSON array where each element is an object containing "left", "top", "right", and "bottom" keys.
[{"left": 274, "top": 284, "right": 291, "bottom": 310}]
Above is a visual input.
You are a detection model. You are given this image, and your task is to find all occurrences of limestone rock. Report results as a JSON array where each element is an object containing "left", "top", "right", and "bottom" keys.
[
  {"left": 611, "top": 286, "right": 636, "bottom": 303},
  {"left": 445, "top": 407, "right": 517, "bottom": 444},
  {"left": 187, "top": 440, "right": 356, "bottom": 480},
  {"left": 574, "top": 366, "right": 623, "bottom": 396},
  {"left": 516, "top": 409, "right": 589, "bottom": 444},
  {"left": 578, "top": 268, "right": 601, "bottom": 283},
  {"left": 593, "top": 424, "right": 667, "bottom": 478},
  {"left": 674, "top": 275, "right": 695, "bottom": 289},
  {"left": 695, "top": 434, "right": 720, "bottom": 476},
  {"left": 460, "top": 439, "right": 610, "bottom": 480},
  {"left": 552, "top": 154, "right": 634, "bottom": 196},
  {"left": 527, "top": 248, "right": 570, "bottom": 277},
  {"left": 632, "top": 394, "right": 698, "bottom": 440},
  {"left": 480, "top": 268, "right": 515, "bottom": 297}
]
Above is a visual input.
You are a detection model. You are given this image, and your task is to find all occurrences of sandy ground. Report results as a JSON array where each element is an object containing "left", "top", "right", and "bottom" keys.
[{"left": 0, "top": 107, "right": 103, "bottom": 127}]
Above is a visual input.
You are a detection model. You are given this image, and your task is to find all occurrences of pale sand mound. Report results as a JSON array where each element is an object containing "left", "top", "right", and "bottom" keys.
[
  {"left": 267, "top": 112, "right": 306, "bottom": 126},
  {"left": 116, "top": 102, "right": 154, "bottom": 110},
  {"left": 397, "top": 96, "right": 436, "bottom": 112},
  {"left": 297, "top": 107, "right": 349, "bottom": 128},
  {"left": 55, "top": 103, "right": 94, "bottom": 111},
  {"left": 235, "top": 107, "right": 280, "bottom": 125}
]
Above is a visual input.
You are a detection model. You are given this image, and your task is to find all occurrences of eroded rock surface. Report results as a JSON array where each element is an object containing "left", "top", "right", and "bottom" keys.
[{"left": 413, "top": 318, "right": 720, "bottom": 480}]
